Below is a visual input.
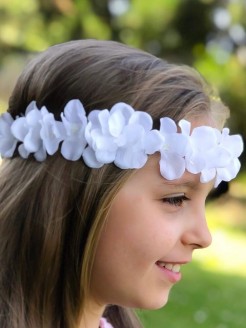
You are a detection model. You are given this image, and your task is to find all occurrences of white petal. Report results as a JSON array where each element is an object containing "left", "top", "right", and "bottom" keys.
[
  {"left": 63, "top": 99, "right": 86, "bottom": 123},
  {"left": 108, "top": 110, "right": 126, "bottom": 137},
  {"left": 115, "top": 148, "right": 147, "bottom": 169},
  {"left": 223, "top": 134, "right": 243, "bottom": 157},
  {"left": 61, "top": 140, "right": 85, "bottom": 161},
  {"left": 110, "top": 102, "right": 134, "bottom": 122},
  {"left": 94, "top": 133, "right": 117, "bottom": 151},
  {"left": 145, "top": 130, "right": 163, "bottom": 154},
  {"left": 87, "top": 110, "right": 101, "bottom": 126},
  {"left": 98, "top": 110, "right": 110, "bottom": 134},
  {"left": 122, "top": 124, "right": 143, "bottom": 146},
  {"left": 0, "top": 112, "right": 14, "bottom": 128},
  {"left": 186, "top": 152, "right": 206, "bottom": 174},
  {"left": 24, "top": 129, "right": 41, "bottom": 152},
  {"left": 18, "top": 144, "right": 30, "bottom": 159},
  {"left": 200, "top": 168, "right": 216, "bottom": 183},
  {"left": 165, "top": 133, "right": 188, "bottom": 156},
  {"left": 178, "top": 119, "right": 191, "bottom": 135},
  {"left": 83, "top": 146, "right": 104, "bottom": 168},
  {"left": 190, "top": 126, "right": 217, "bottom": 150},
  {"left": 0, "top": 139, "right": 17, "bottom": 157},
  {"left": 25, "top": 100, "right": 38, "bottom": 114},
  {"left": 34, "top": 147, "right": 47, "bottom": 161},
  {"left": 160, "top": 152, "right": 185, "bottom": 180},
  {"left": 217, "top": 158, "right": 241, "bottom": 182},
  {"left": 26, "top": 108, "right": 42, "bottom": 125},
  {"left": 129, "top": 111, "right": 153, "bottom": 131},
  {"left": 11, "top": 117, "right": 28, "bottom": 141},
  {"left": 160, "top": 117, "right": 177, "bottom": 134},
  {"left": 205, "top": 147, "right": 232, "bottom": 168},
  {"left": 43, "top": 138, "right": 60, "bottom": 155},
  {"left": 95, "top": 149, "right": 116, "bottom": 163},
  {"left": 85, "top": 121, "right": 93, "bottom": 145},
  {"left": 40, "top": 107, "right": 48, "bottom": 116}
]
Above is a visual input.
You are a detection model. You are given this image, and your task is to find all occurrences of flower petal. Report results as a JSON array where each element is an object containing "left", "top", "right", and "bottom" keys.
[
  {"left": 108, "top": 110, "right": 126, "bottom": 137},
  {"left": 115, "top": 148, "right": 147, "bottom": 169},
  {"left": 61, "top": 140, "right": 85, "bottom": 160},
  {"left": 63, "top": 99, "right": 86, "bottom": 123},
  {"left": 110, "top": 102, "right": 134, "bottom": 122},
  {"left": 34, "top": 147, "right": 47, "bottom": 161},
  {"left": 11, "top": 117, "right": 28, "bottom": 141},
  {"left": 223, "top": 134, "right": 243, "bottom": 157},
  {"left": 217, "top": 158, "right": 241, "bottom": 182},
  {"left": 0, "top": 139, "right": 17, "bottom": 157},
  {"left": 96, "top": 149, "right": 116, "bottom": 164},
  {"left": 83, "top": 146, "right": 104, "bottom": 168},
  {"left": 98, "top": 110, "right": 110, "bottom": 135},
  {"left": 145, "top": 130, "right": 163, "bottom": 154},
  {"left": 129, "top": 111, "right": 153, "bottom": 131},
  {"left": 160, "top": 117, "right": 177, "bottom": 134},
  {"left": 18, "top": 144, "right": 30, "bottom": 159},
  {"left": 179, "top": 119, "right": 191, "bottom": 135},
  {"left": 160, "top": 152, "right": 185, "bottom": 180},
  {"left": 24, "top": 129, "right": 42, "bottom": 152},
  {"left": 200, "top": 168, "right": 216, "bottom": 183},
  {"left": 190, "top": 126, "right": 217, "bottom": 150},
  {"left": 25, "top": 100, "right": 38, "bottom": 115}
]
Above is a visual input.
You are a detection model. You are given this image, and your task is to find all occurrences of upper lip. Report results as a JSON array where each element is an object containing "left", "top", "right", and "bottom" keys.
[{"left": 156, "top": 260, "right": 190, "bottom": 265}]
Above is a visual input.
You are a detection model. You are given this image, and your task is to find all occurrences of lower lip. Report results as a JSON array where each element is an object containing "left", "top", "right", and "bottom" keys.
[{"left": 156, "top": 263, "right": 182, "bottom": 283}]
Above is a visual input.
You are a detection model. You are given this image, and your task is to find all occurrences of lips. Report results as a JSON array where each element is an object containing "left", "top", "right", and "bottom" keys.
[{"left": 156, "top": 261, "right": 181, "bottom": 273}]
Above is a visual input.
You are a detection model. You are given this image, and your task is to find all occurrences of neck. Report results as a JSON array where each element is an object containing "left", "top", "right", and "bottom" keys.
[{"left": 78, "top": 300, "right": 105, "bottom": 328}]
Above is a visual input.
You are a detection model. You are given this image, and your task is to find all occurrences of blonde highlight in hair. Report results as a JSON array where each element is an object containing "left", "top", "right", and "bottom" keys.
[{"left": 0, "top": 39, "right": 229, "bottom": 328}]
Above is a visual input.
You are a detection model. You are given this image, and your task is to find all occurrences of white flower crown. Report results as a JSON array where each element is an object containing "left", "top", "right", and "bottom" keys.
[{"left": 0, "top": 99, "right": 243, "bottom": 187}]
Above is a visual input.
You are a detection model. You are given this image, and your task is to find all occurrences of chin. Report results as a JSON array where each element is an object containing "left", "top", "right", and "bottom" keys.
[{"left": 131, "top": 292, "right": 170, "bottom": 310}]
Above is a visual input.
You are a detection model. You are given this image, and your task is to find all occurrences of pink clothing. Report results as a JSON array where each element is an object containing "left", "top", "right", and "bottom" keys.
[{"left": 99, "top": 317, "right": 114, "bottom": 328}]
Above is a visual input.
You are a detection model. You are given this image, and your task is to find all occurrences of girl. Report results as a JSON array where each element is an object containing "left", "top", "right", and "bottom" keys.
[{"left": 0, "top": 40, "right": 243, "bottom": 328}]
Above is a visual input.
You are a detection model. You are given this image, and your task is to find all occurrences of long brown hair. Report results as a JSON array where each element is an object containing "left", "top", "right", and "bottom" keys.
[{"left": 0, "top": 40, "right": 229, "bottom": 328}]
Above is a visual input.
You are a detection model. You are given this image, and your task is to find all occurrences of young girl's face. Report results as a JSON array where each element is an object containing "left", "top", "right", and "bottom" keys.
[{"left": 91, "top": 152, "right": 214, "bottom": 310}]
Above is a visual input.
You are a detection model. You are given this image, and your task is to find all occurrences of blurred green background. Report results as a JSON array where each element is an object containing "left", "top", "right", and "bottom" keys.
[{"left": 0, "top": 0, "right": 245, "bottom": 327}]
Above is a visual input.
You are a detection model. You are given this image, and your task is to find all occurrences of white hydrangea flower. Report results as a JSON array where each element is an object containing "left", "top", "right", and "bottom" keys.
[
  {"left": 39, "top": 108, "right": 64, "bottom": 156},
  {"left": 11, "top": 101, "right": 64, "bottom": 161},
  {"left": 0, "top": 112, "right": 17, "bottom": 158},
  {"left": 202, "top": 127, "right": 243, "bottom": 187},
  {"left": 60, "top": 99, "right": 87, "bottom": 160},
  {"left": 184, "top": 125, "right": 219, "bottom": 177},
  {"left": 83, "top": 102, "right": 155, "bottom": 169},
  {"left": 0, "top": 99, "right": 243, "bottom": 187},
  {"left": 180, "top": 122, "right": 243, "bottom": 186},
  {"left": 158, "top": 117, "right": 189, "bottom": 180}
]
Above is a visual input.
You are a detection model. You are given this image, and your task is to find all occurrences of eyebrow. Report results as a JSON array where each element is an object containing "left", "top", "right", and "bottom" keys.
[
  {"left": 159, "top": 178, "right": 215, "bottom": 194},
  {"left": 160, "top": 180, "right": 198, "bottom": 188}
]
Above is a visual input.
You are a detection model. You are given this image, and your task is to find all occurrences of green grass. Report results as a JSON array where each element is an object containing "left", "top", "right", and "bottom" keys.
[{"left": 138, "top": 175, "right": 246, "bottom": 327}]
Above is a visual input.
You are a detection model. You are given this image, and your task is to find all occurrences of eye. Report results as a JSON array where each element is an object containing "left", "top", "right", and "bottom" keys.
[{"left": 162, "top": 194, "right": 190, "bottom": 207}]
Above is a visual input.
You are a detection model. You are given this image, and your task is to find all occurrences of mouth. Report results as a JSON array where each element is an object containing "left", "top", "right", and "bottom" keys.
[
  {"left": 156, "top": 261, "right": 181, "bottom": 273},
  {"left": 155, "top": 261, "right": 183, "bottom": 283}
]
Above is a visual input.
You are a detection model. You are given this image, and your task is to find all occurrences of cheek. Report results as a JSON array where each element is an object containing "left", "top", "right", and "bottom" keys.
[
  {"left": 90, "top": 193, "right": 181, "bottom": 307},
  {"left": 95, "top": 198, "right": 178, "bottom": 272}
]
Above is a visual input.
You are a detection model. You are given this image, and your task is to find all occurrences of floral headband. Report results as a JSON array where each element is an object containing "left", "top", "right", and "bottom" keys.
[{"left": 0, "top": 99, "right": 243, "bottom": 187}]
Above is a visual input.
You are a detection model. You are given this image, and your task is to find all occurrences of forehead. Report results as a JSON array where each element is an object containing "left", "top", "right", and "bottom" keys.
[{"left": 127, "top": 154, "right": 214, "bottom": 193}]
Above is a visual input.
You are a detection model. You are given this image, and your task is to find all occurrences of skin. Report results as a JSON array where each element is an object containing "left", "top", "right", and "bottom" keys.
[{"left": 79, "top": 117, "right": 217, "bottom": 328}]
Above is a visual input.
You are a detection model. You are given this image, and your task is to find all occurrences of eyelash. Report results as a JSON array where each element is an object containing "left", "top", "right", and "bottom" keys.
[{"left": 162, "top": 195, "right": 190, "bottom": 207}]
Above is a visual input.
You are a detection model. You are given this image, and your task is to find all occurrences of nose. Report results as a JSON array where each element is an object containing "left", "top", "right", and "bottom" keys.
[{"left": 181, "top": 208, "right": 212, "bottom": 249}]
